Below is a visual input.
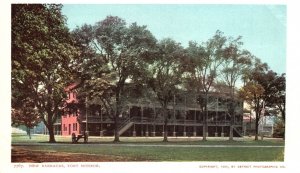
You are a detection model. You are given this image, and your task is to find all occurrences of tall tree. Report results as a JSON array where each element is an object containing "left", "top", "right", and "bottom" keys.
[
  {"left": 239, "top": 58, "right": 274, "bottom": 140},
  {"left": 70, "top": 24, "right": 114, "bottom": 131},
  {"left": 252, "top": 70, "right": 285, "bottom": 140},
  {"left": 92, "top": 16, "right": 157, "bottom": 142},
  {"left": 270, "top": 73, "right": 286, "bottom": 124},
  {"left": 12, "top": 4, "right": 79, "bottom": 142},
  {"left": 11, "top": 98, "right": 40, "bottom": 139},
  {"left": 222, "top": 36, "right": 252, "bottom": 140},
  {"left": 238, "top": 81, "right": 265, "bottom": 140},
  {"left": 258, "top": 72, "right": 286, "bottom": 123},
  {"left": 147, "top": 38, "right": 185, "bottom": 142},
  {"left": 186, "top": 30, "right": 227, "bottom": 141}
]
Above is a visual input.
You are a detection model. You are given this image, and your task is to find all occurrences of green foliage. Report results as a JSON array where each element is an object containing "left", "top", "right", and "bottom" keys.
[
  {"left": 273, "top": 118, "right": 285, "bottom": 138},
  {"left": 239, "top": 57, "right": 286, "bottom": 140},
  {"left": 12, "top": 5, "right": 285, "bottom": 143},
  {"left": 147, "top": 38, "right": 185, "bottom": 104},
  {"left": 222, "top": 37, "right": 253, "bottom": 89},
  {"left": 72, "top": 16, "right": 157, "bottom": 141},
  {"left": 239, "top": 81, "right": 265, "bottom": 106},
  {"left": 11, "top": 98, "right": 40, "bottom": 128},
  {"left": 266, "top": 73, "right": 286, "bottom": 122},
  {"left": 12, "top": 4, "right": 80, "bottom": 142},
  {"left": 144, "top": 38, "right": 187, "bottom": 141},
  {"left": 186, "top": 30, "right": 228, "bottom": 93}
]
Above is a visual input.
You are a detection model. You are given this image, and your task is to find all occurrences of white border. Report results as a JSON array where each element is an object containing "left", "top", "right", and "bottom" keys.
[
  {"left": 2, "top": 0, "right": 300, "bottom": 173},
  {"left": 8, "top": 0, "right": 287, "bottom": 4}
]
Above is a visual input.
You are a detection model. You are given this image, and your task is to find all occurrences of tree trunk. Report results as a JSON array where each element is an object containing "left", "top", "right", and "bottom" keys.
[
  {"left": 229, "top": 88, "right": 235, "bottom": 141},
  {"left": 45, "top": 112, "right": 56, "bottom": 143},
  {"left": 255, "top": 110, "right": 260, "bottom": 141},
  {"left": 203, "top": 110, "right": 207, "bottom": 140},
  {"left": 26, "top": 127, "right": 31, "bottom": 139},
  {"left": 249, "top": 113, "right": 252, "bottom": 131},
  {"left": 228, "top": 101, "right": 234, "bottom": 141},
  {"left": 202, "top": 124, "right": 206, "bottom": 141},
  {"left": 282, "top": 109, "right": 285, "bottom": 125},
  {"left": 48, "top": 125, "right": 56, "bottom": 143},
  {"left": 255, "top": 117, "right": 259, "bottom": 140},
  {"left": 203, "top": 93, "right": 208, "bottom": 141},
  {"left": 229, "top": 125, "right": 234, "bottom": 141},
  {"left": 114, "top": 116, "right": 120, "bottom": 142},
  {"left": 114, "top": 90, "right": 120, "bottom": 142},
  {"left": 162, "top": 106, "right": 168, "bottom": 142},
  {"left": 283, "top": 109, "right": 285, "bottom": 140},
  {"left": 163, "top": 120, "right": 168, "bottom": 142},
  {"left": 229, "top": 111, "right": 234, "bottom": 141}
]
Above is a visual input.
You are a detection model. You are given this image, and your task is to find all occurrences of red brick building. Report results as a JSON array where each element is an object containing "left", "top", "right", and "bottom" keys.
[{"left": 61, "top": 83, "right": 81, "bottom": 136}]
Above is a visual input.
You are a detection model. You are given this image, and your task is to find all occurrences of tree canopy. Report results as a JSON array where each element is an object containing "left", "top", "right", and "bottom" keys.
[
  {"left": 147, "top": 38, "right": 186, "bottom": 141},
  {"left": 72, "top": 16, "right": 157, "bottom": 142},
  {"left": 239, "top": 57, "right": 285, "bottom": 140},
  {"left": 12, "top": 4, "right": 285, "bottom": 142},
  {"left": 12, "top": 4, "right": 80, "bottom": 142}
]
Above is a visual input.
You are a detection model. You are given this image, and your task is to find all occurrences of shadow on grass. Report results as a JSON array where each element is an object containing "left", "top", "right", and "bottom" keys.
[
  {"left": 34, "top": 140, "right": 284, "bottom": 146},
  {"left": 12, "top": 133, "right": 284, "bottom": 146}
]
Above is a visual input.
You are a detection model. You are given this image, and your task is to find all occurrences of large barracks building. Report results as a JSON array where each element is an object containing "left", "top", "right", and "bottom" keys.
[{"left": 59, "top": 84, "right": 244, "bottom": 138}]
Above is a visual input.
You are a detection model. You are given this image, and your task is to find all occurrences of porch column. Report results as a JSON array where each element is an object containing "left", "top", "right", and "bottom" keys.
[
  {"left": 152, "top": 104, "right": 156, "bottom": 137},
  {"left": 193, "top": 127, "right": 197, "bottom": 136},
  {"left": 152, "top": 127, "right": 156, "bottom": 136},
  {"left": 100, "top": 107, "right": 103, "bottom": 137},
  {"left": 215, "top": 97, "right": 218, "bottom": 138},
  {"left": 132, "top": 124, "right": 136, "bottom": 137},
  {"left": 206, "top": 111, "right": 209, "bottom": 137},
  {"left": 129, "top": 105, "right": 131, "bottom": 119},
  {"left": 223, "top": 111, "right": 226, "bottom": 137},
  {"left": 85, "top": 97, "right": 88, "bottom": 135},
  {"left": 173, "top": 94, "right": 176, "bottom": 137},
  {"left": 215, "top": 126, "right": 218, "bottom": 137},
  {"left": 145, "top": 125, "right": 149, "bottom": 137},
  {"left": 193, "top": 109, "right": 196, "bottom": 136},
  {"left": 173, "top": 125, "right": 176, "bottom": 137},
  {"left": 141, "top": 106, "right": 144, "bottom": 136},
  {"left": 216, "top": 97, "right": 219, "bottom": 120},
  {"left": 183, "top": 95, "right": 186, "bottom": 137},
  {"left": 221, "top": 126, "right": 224, "bottom": 137}
]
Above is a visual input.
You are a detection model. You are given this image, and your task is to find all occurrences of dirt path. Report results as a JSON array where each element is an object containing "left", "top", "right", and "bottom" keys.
[{"left": 11, "top": 146, "right": 134, "bottom": 162}]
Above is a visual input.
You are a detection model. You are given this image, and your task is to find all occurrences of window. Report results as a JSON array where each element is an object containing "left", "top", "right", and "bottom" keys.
[{"left": 73, "top": 110, "right": 77, "bottom": 117}]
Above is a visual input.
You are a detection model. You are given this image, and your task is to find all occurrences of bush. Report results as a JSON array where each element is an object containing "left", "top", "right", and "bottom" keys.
[{"left": 272, "top": 119, "right": 285, "bottom": 138}]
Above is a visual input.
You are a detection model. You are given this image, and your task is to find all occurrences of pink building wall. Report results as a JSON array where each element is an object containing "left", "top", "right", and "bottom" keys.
[{"left": 61, "top": 84, "right": 81, "bottom": 136}]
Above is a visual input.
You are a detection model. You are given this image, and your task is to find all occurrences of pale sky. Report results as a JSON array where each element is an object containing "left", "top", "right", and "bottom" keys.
[{"left": 62, "top": 4, "right": 286, "bottom": 74}]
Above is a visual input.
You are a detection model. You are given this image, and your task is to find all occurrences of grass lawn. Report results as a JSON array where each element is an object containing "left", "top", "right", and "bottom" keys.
[
  {"left": 14, "top": 144, "right": 284, "bottom": 162},
  {"left": 12, "top": 133, "right": 285, "bottom": 146},
  {"left": 11, "top": 134, "right": 285, "bottom": 162}
]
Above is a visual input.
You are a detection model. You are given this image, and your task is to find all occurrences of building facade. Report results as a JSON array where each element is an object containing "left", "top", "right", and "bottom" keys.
[
  {"left": 61, "top": 83, "right": 81, "bottom": 136},
  {"left": 61, "top": 88, "right": 244, "bottom": 137}
]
